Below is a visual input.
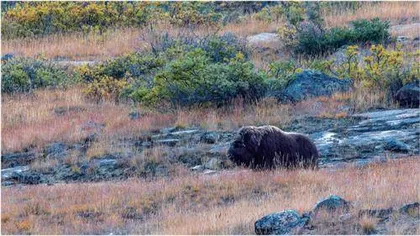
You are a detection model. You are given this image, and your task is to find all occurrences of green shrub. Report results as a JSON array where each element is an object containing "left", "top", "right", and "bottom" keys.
[
  {"left": 78, "top": 52, "right": 166, "bottom": 102},
  {"left": 267, "top": 60, "right": 302, "bottom": 87},
  {"left": 135, "top": 50, "right": 266, "bottom": 106},
  {"left": 295, "top": 18, "right": 390, "bottom": 56},
  {"left": 1, "top": 57, "right": 75, "bottom": 93}
]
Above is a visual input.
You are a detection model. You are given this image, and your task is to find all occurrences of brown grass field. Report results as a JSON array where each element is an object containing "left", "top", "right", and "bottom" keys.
[
  {"left": 2, "top": 2, "right": 418, "bottom": 61},
  {"left": 1, "top": 88, "right": 295, "bottom": 153},
  {"left": 2, "top": 157, "right": 419, "bottom": 234},
  {"left": 2, "top": 86, "right": 378, "bottom": 155}
]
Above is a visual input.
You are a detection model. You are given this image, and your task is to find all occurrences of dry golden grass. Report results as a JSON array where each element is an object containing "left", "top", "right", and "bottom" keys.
[
  {"left": 322, "top": 2, "right": 420, "bottom": 29},
  {"left": 1, "top": 89, "right": 292, "bottom": 153},
  {"left": 1, "top": 28, "right": 149, "bottom": 61},
  {"left": 1, "top": 17, "right": 280, "bottom": 61},
  {"left": 2, "top": 84, "right": 387, "bottom": 154},
  {"left": 2, "top": 2, "right": 418, "bottom": 61},
  {"left": 2, "top": 157, "right": 419, "bottom": 234},
  {"left": 220, "top": 17, "right": 281, "bottom": 38}
]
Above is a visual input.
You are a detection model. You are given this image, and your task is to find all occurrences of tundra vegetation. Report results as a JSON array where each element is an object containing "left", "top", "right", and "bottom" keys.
[{"left": 1, "top": 1, "right": 419, "bottom": 234}]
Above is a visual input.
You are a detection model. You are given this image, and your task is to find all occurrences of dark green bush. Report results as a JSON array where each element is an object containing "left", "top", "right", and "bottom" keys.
[
  {"left": 351, "top": 18, "right": 390, "bottom": 43},
  {"left": 296, "top": 18, "right": 390, "bottom": 56},
  {"left": 134, "top": 49, "right": 266, "bottom": 106},
  {"left": 1, "top": 57, "right": 75, "bottom": 93},
  {"left": 78, "top": 53, "right": 166, "bottom": 83}
]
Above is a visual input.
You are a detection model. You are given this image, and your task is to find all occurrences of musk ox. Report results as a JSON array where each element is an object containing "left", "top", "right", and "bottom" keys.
[{"left": 228, "top": 125, "right": 319, "bottom": 169}]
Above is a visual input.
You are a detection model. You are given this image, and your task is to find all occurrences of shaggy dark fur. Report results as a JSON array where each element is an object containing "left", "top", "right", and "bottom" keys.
[{"left": 228, "top": 125, "right": 319, "bottom": 169}]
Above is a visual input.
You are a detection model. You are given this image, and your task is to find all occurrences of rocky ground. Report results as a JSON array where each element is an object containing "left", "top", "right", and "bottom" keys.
[
  {"left": 2, "top": 107, "right": 419, "bottom": 186},
  {"left": 255, "top": 195, "right": 419, "bottom": 235}
]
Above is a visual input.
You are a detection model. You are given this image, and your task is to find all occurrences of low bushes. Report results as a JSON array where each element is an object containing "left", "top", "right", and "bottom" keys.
[
  {"left": 80, "top": 33, "right": 263, "bottom": 106},
  {"left": 1, "top": 57, "right": 75, "bottom": 93},
  {"left": 295, "top": 18, "right": 390, "bottom": 56},
  {"left": 146, "top": 50, "right": 266, "bottom": 106},
  {"left": 1, "top": 2, "right": 225, "bottom": 39}
]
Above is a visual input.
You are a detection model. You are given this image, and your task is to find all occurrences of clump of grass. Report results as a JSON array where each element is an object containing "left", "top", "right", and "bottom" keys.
[{"left": 359, "top": 216, "right": 378, "bottom": 234}]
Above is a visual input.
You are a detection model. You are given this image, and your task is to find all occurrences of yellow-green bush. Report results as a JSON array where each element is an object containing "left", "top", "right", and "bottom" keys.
[
  {"left": 336, "top": 44, "right": 418, "bottom": 89},
  {"left": 2, "top": 2, "right": 225, "bottom": 39},
  {"left": 83, "top": 76, "right": 129, "bottom": 103}
]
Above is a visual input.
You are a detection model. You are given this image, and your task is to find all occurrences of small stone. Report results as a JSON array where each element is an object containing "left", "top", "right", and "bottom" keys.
[
  {"left": 255, "top": 210, "right": 308, "bottom": 235},
  {"left": 191, "top": 165, "right": 204, "bottom": 171},
  {"left": 160, "top": 127, "right": 177, "bottom": 134},
  {"left": 155, "top": 139, "right": 179, "bottom": 147},
  {"left": 200, "top": 132, "right": 219, "bottom": 144},
  {"left": 203, "top": 170, "right": 217, "bottom": 175},
  {"left": 128, "top": 111, "right": 141, "bottom": 120},
  {"left": 204, "top": 158, "right": 222, "bottom": 170}
]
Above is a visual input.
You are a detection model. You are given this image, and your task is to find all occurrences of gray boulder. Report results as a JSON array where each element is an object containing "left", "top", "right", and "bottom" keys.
[
  {"left": 255, "top": 210, "right": 308, "bottom": 235},
  {"left": 247, "top": 33, "right": 280, "bottom": 46},
  {"left": 312, "top": 195, "right": 351, "bottom": 216},
  {"left": 280, "top": 70, "right": 352, "bottom": 103},
  {"left": 394, "top": 80, "right": 420, "bottom": 108},
  {"left": 383, "top": 138, "right": 411, "bottom": 153}
]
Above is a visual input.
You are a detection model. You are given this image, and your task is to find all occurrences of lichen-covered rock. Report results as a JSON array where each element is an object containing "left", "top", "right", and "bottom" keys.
[
  {"left": 312, "top": 195, "right": 351, "bottom": 216},
  {"left": 280, "top": 70, "right": 351, "bottom": 103},
  {"left": 394, "top": 80, "right": 420, "bottom": 108},
  {"left": 255, "top": 210, "right": 308, "bottom": 235}
]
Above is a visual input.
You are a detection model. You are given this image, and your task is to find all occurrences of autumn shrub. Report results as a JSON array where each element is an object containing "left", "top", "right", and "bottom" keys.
[
  {"left": 79, "top": 33, "right": 254, "bottom": 105},
  {"left": 1, "top": 2, "right": 227, "bottom": 39},
  {"left": 335, "top": 44, "right": 418, "bottom": 96},
  {"left": 1, "top": 57, "right": 75, "bottom": 93},
  {"left": 138, "top": 50, "right": 267, "bottom": 106}
]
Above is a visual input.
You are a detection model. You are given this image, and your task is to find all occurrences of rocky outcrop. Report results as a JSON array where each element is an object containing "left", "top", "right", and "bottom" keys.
[
  {"left": 2, "top": 108, "right": 418, "bottom": 186},
  {"left": 255, "top": 196, "right": 420, "bottom": 235},
  {"left": 308, "top": 109, "right": 419, "bottom": 166},
  {"left": 247, "top": 33, "right": 280, "bottom": 46},
  {"left": 280, "top": 70, "right": 352, "bottom": 103},
  {"left": 394, "top": 80, "right": 420, "bottom": 108}
]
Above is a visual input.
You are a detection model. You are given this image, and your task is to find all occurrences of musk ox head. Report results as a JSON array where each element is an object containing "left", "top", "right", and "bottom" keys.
[{"left": 228, "top": 126, "right": 263, "bottom": 167}]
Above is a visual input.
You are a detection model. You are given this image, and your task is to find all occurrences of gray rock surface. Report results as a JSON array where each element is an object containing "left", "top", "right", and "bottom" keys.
[
  {"left": 280, "top": 70, "right": 352, "bottom": 102},
  {"left": 310, "top": 109, "right": 419, "bottom": 164},
  {"left": 255, "top": 210, "right": 308, "bottom": 235},
  {"left": 312, "top": 195, "right": 351, "bottom": 216},
  {"left": 383, "top": 138, "right": 411, "bottom": 152},
  {"left": 247, "top": 33, "right": 280, "bottom": 46},
  {"left": 394, "top": 80, "right": 420, "bottom": 108},
  {"left": 1, "top": 151, "right": 37, "bottom": 168}
]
